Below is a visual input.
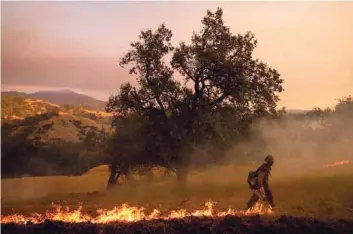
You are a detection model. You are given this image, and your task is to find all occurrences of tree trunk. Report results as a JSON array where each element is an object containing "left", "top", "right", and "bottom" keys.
[{"left": 107, "top": 163, "right": 120, "bottom": 190}]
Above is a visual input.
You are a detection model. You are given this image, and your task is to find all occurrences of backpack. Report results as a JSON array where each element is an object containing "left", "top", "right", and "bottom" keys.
[{"left": 247, "top": 168, "right": 260, "bottom": 189}]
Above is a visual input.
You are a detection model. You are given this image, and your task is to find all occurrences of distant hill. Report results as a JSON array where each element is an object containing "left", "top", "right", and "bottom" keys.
[
  {"left": 3, "top": 112, "right": 111, "bottom": 144},
  {"left": 1, "top": 91, "right": 28, "bottom": 97},
  {"left": 2, "top": 89, "right": 107, "bottom": 110},
  {"left": 1, "top": 95, "right": 113, "bottom": 144}
]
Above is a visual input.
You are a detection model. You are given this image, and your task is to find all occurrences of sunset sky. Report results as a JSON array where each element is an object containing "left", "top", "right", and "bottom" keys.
[{"left": 2, "top": 1, "right": 353, "bottom": 110}]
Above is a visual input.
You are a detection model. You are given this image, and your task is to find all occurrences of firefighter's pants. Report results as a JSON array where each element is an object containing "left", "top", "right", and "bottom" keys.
[{"left": 247, "top": 185, "right": 274, "bottom": 209}]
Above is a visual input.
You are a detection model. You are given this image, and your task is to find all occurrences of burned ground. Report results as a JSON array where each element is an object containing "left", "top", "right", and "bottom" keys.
[{"left": 2, "top": 215, "right": 353, "bottom": 234}]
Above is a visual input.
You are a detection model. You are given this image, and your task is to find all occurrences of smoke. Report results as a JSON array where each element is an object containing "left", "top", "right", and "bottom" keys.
[
  {"left": 1, "top": 27, "right": 127, "bottom": 93},
  {"left": 225, "top": 106, "right": 353, "bottom": 177}
]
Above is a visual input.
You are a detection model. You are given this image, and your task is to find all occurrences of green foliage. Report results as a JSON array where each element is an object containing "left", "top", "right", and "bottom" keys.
[
  {"left": 83, "top": 126, "right": 108, "bottom": 152},
  {"left": 334, "top": 95, "right": 353, "bottom": 115},
  {"left": 303, "top": 96, "right": 353, "bottom": 125},
  {"left": 305, "top": 96, "right": 352, "bottom": 120},
  {"left": 1, "top": 137, "right": 105, "bottom": 178},
  {"left": 32, "top": 142, "right": 104, "bottom": 176},
  {"left": 306, "top": 107, "right": 332, "bottom": 120},
  {"left": 106, "top": 8, "right": 284, "bottom": 183},
  {"left": 171, "top": 8, "right": 283, "bottom": 113},
  {"left": 1, "top": 112, "right": 109, "bottom": 178}
]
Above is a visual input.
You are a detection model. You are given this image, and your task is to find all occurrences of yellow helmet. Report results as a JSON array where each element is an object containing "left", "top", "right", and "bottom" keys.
[{"left": 264, "top": 155, "right": 274, "bottom": 164}]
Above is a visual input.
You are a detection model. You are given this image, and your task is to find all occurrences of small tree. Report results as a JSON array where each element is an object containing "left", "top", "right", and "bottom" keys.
[{"left": 335, "top": 96, "right": 353, "bottom": 115}]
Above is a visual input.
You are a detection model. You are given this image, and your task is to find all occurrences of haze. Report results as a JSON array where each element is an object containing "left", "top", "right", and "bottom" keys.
[{"left": 1, "top": 1, "right": 353, "bottom": 110}]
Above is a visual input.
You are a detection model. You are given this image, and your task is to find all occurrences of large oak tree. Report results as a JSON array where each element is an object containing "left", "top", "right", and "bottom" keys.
[{"left": 106, "top": 8, "right": 284, "bottom": 187}]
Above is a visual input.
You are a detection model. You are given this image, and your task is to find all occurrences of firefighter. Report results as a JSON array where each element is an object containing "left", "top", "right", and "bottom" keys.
[{"left": 246, "top": 155, "right": 275, "bottom": 209}]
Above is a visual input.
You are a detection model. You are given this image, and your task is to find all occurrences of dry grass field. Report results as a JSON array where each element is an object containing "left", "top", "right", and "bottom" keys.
[{"left": 2, "top": 162, "right": 353, "bottom": 221}]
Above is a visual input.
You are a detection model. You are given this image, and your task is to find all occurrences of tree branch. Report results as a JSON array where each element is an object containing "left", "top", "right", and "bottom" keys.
[
  {"left": 200, "top": 79, "right": 206, "bottom": 95},
  {"left": 180, "top": 63, "right": 195, "bottom": 82},
  {"left": 144, "top": 60, "right": 167, "bottom": 119},
  {"left": 209, "top": 92, "right": 227, "bottom": 106}
]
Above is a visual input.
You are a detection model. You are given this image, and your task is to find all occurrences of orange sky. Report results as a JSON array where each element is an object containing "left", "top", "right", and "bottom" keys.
[{"left": 1, "top": 1, "right": 353, "bottom": 109}]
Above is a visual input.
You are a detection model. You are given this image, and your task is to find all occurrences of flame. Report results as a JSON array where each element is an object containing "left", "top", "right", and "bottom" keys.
[
  {"left": 1, "top": 201, "right": 272, "bottom": 224},
  {"left": 324, "top": 160, "right": 350, "bottom": 168}
]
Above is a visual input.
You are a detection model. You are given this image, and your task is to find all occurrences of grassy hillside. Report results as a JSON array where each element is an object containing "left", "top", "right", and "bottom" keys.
[
  {"left": 2, "top": 95, "right": 112, "bottom": 143},
  {"left": 26, "top": 113, "right": 110, "bottom": 143},
  {"left": 1, "top": 95, "right": 112, "bottom": 177},
  {"left": 1, "top": 95, "right": 60, "bottom": 120},
  {"left": 2, "top": 163, "right": 353, "bottom": 220},
  {"left": 2, "top": 90, "right": 107, "bottom": 110}
]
